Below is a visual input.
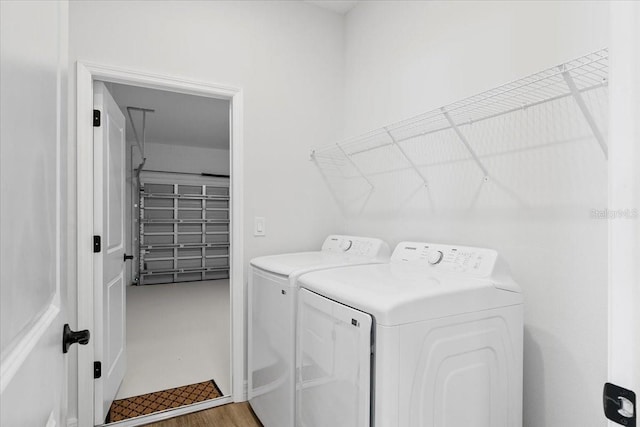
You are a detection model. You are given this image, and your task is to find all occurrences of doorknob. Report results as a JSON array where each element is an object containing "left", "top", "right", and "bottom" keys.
[
  {"left": 124, "top": 253, "right": 134, "bottom": 261},
  {"left": 62, "top": 324, "right": 90, "bottom": 353}
]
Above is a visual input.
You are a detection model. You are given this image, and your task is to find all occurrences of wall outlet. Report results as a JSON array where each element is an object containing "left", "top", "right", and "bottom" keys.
[{"left": 254, "top": 217, "right": 266, "bottom": 236}]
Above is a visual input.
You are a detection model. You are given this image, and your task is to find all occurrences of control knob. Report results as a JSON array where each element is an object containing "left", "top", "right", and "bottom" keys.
[
  {"left": 340, "top": 239, "right": 353, "bottom": 252},
  {"left": 427, "top": 250, "right": 444, "bottom": 265}
]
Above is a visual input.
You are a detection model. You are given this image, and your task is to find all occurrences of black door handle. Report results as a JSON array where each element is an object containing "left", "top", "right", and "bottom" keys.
[
  {"left": 124, "top": 253, "right": 134, "bottom": 261},
  {"left": 62, "top": 324, "right": 90, "bottom": 353}
]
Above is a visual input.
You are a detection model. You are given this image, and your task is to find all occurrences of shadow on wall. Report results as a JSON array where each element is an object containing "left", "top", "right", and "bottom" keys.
[{"left": 523, "top": 327, "right": 546, "bottom": 427}]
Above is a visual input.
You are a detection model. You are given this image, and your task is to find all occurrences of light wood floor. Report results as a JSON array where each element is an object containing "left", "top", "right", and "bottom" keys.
[{"left": 143, "top": 402, "right": 262, "bottom": 427}]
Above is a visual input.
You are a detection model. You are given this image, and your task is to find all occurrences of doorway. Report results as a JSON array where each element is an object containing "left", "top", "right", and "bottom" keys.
[
  {"left": 106, "top": 82, "right": 231, "bottom": 423},
  {"left": 76, "top": 63, "right": 244, "bottom": 427}
]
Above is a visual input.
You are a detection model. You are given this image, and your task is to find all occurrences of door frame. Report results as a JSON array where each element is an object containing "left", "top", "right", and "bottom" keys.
[
  {"left": 608, "top": 2, "right": 640, "bottom": 424},
  {"left": 76, "top": 61, "right": 244, "bottom": 426}
]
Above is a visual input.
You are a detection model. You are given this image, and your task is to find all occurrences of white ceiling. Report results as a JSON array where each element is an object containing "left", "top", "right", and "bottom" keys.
[
  {"left": 304, "top": 0, "right": 359, "bottom": 15},
  {"left": 108, "top": 83, "right": 230, "bottom": 150}
]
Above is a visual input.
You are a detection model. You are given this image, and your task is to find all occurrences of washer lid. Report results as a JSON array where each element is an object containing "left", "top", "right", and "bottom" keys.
[
  {"left": 250, "top": 235, "right": 390, "bottom": 277},
  {"left": 250, "top": 251, "right": 385, "bottom": 277},
  {"left": 297, "top": 263, "right": 523, "bottom": 326}
]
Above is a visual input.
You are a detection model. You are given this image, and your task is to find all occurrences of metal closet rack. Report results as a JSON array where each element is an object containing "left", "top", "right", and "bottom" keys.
[
  {"left": 138, "top": 180, "right": 230, "bottom": 285},
  {"left": 310, "top": 48, "right": 609, "bottom": 187}
]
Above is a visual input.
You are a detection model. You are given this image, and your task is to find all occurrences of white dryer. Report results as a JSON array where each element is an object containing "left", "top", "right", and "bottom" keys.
[
  {"left": 296, "top": 241, "right": 523, "bottom": 427},
  {"left": 248, "top": 235, "right": 390, "bottom": 427}
]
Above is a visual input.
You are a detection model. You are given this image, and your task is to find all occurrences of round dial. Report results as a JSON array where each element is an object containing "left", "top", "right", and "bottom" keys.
[
  {"left": 427, "top": 250, "right": 444, "bottom": 265},
  {"left": 340, "top": 239, "right": 353, "bottom": 252}
]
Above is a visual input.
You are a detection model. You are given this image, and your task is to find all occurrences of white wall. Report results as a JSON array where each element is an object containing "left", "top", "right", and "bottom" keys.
[
  {"left": 142, "top": 142, "right": 230, "bottom": 176},
  {"left": 340, "top": 2, "right": 609, "bottom": 427},
  {"left": 67, "top": 0, "right": 345, "bottom": 419}
]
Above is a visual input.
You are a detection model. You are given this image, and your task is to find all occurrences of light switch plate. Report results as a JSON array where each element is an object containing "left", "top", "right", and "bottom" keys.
[{"left": 254, "top": 217, "right": 266, "bottom": 236}]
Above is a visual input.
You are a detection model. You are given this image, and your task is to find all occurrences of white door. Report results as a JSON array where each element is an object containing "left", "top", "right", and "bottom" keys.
[
  {"left": 0, "top": 1, "right": 69, "bottom": 426},
  {"left": 296, "top": 289, "right": 372, "bottom": 427},
  {"left": 93, "top": 81, "right": 127, "bottom": 424},
  {"left": 608, "top": 3, "right": 640, "bottom": 426}
]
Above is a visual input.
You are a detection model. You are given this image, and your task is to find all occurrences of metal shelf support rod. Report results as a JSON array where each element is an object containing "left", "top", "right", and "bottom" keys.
[
  {"left": 561, "top": 68, "right": 608, "bottom": 159},
  {"left": 441, "top": 108, "right": 490, "bottom": 179},
  {"left": 336, "top": 143, "right": 375, "bottom": 189},
  {"left": 384, "top": 127, "right": 428, "bottom": 187}
]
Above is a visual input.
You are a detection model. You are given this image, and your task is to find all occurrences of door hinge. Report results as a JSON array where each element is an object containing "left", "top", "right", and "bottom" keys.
[
  {"left": 604, "top": 382, "right": 636, "bottom": 426},
  {"left": 94, "top": 361, "right": 102, "bottom": 379},
  {"left": 93, "top": 235, "right": 101, "bottom": 253},
  {"left": 93, "top": 109, "right": 101, "bottom": 127}
]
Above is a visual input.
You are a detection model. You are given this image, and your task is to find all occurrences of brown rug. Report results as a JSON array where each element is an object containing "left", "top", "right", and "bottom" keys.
[{"left": 107, "top": 380, "right": 223, "bottom": 422}]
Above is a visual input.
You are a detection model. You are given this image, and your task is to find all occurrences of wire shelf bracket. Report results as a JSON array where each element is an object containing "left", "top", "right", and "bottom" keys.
[
  {"left": 561, "top": 66, "right": 608, "bottom": 159},
  {"left": 441, "top": 108, "right": 490, "bottom": 180},
  {"left": 336, "top": 143, "right": 375, "bottom": 189},
  {"left": 383, "top": 126, "right": 429, "bottom": 187}
]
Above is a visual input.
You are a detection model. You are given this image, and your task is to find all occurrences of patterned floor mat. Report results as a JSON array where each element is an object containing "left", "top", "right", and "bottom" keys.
[{"left": 107, "top": 380, "right": 223, "bottom": 422}]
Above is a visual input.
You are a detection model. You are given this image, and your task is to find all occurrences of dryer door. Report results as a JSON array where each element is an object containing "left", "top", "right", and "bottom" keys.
[{"left": 297, "top": 288, "right": 372, "bottom": 427}]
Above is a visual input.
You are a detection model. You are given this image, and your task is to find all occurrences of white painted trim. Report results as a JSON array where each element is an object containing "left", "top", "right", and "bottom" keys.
[
  {"left": 230, "top": 88, "right": 246, "bottom": 402},
  {"left": 76, "top": 61, "right": 245, "bottom": 426},
  {"left": 76, "top": 61, "right": 96, "bottom": 427},
  {"left": 76, "top": 61, "right": 239, "bottom": 99},
  {"left": 97, "top": 396, "right": 233, "bottom": 427},
  {"left": 0, "top": 304, "right": 60, "bottom": 393},
  {"left": 67, "top": 418, "right": 78, "bottom": 427},
  {"left": 608, "top": 2, "right": 640, "bottom": 422}
]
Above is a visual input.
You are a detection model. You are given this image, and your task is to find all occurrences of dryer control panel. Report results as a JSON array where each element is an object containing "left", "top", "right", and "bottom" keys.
[
  {"left": 322, "top": 235, "right": 391, "bottom": 259},
  {"left": 391, "top": 242, "right": 499, "bottom": 278}
]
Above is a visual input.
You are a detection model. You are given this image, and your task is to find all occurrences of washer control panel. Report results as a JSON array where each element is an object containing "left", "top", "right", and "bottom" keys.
[
  {"left": 322, "top": 235, "right": 391, "bottom": 258},
  {"left": 392, "top": 242, "right": 498, "bottom": 277}
]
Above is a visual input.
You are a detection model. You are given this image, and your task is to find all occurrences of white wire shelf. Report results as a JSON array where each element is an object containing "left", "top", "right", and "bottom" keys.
[{"left": 311, "top": 49, "right": 609, "bottom": 187}]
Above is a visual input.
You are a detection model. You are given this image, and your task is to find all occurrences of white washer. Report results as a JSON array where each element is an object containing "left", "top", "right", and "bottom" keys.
[
  {"left": 296, "top": 241, "right": 523, "bottom": 427},
  {"left": 248, "top": 235, "right": 390, "bottom": 427}
]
